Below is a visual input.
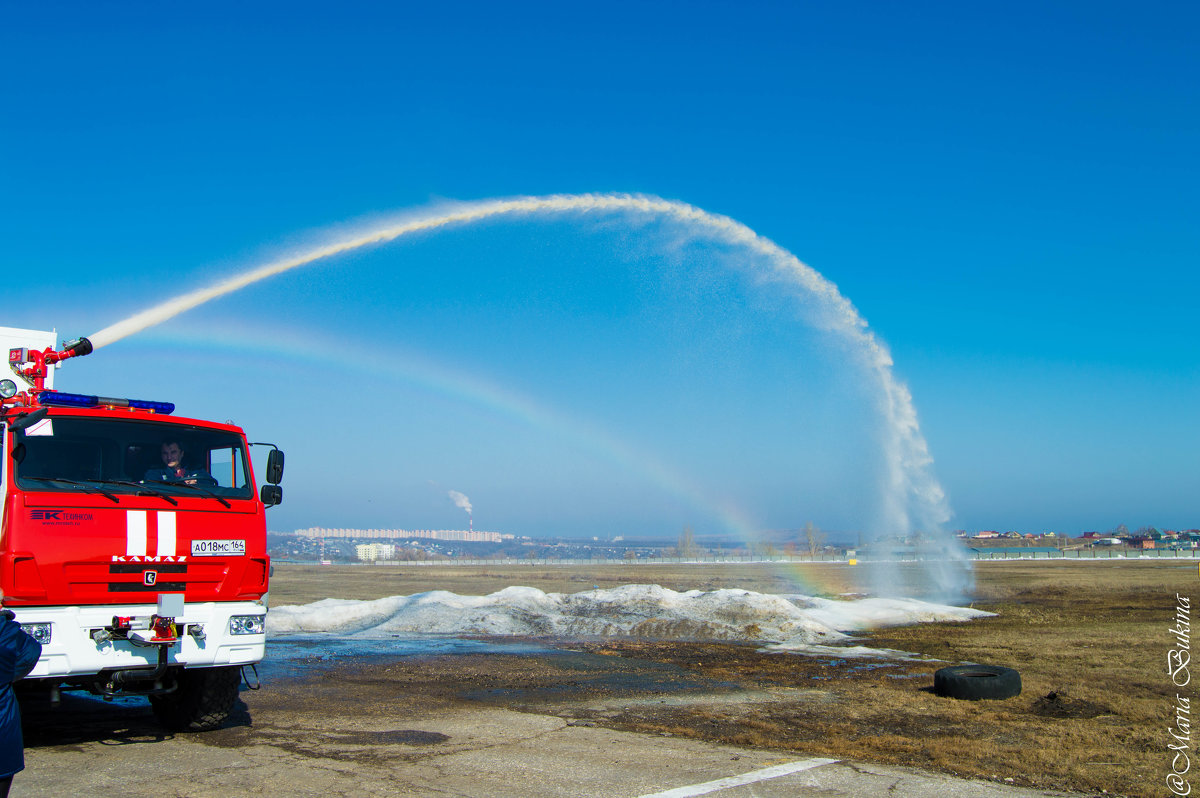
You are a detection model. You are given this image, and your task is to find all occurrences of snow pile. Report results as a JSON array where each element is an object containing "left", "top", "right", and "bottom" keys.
[{"left": 267, "top": 585, "right": 991, "bottom": 655}]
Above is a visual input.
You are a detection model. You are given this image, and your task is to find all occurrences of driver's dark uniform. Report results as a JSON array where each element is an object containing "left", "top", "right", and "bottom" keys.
[{"left": 144, "top": 466, "right": 214, "bottom": 484}]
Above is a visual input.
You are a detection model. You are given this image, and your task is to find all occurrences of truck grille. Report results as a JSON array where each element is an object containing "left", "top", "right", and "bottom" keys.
[
  {"left": 107, "top": 563, "right": 189, "bottom": 593},
  {"left": 61, "top": 561, "right": 229, "bottom": 600},
  {"left": 107, "top": 581, "right": 188, "bottom": 592},
  {"left": 108, "top": 563, "right": 188, "bottom": 574}
]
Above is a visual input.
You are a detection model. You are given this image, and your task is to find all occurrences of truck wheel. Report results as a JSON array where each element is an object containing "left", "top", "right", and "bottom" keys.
[
  {"left": 150, "top": 666, "right": 242, "bottom": 731},
  {"left": 933, "top": 664, "right": 1021, "bottom": 700}
]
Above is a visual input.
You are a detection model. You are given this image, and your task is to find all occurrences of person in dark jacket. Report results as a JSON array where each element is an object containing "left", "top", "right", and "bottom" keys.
[
  {"left": 0, "top": 606, "right": 41, "bottom": 798},
  {"left": 143, "top": 440, "right": 214, "bottom": 486}
]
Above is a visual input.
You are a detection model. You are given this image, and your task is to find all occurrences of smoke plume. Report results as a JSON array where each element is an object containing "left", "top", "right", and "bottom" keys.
[{"left": 448, "top": 490, "right": 472, "bottom": 515}]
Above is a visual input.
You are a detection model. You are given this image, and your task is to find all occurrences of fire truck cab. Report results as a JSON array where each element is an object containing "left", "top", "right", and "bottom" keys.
[{"left": 1, "top": 326, "right": 283, "bottom": 731}]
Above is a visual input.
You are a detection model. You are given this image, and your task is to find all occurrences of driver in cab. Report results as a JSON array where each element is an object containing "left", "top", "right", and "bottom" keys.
[{"left": 144, "top": 441, "right": 214, "bottom": 486}]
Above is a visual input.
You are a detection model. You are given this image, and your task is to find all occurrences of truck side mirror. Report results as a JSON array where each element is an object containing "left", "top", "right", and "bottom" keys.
[
  {"left": 7, "top": 407, "right": 49, "bottom": 432},
  {"left": 265, "top": 449, "right": 284, "bottom": 484},
  {"left": 260, "top": 484, "right": 282, "bottom": 507}
]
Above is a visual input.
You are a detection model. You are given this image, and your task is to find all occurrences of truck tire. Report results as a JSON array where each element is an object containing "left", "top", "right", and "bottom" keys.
[
  {"left": 150, "top": 666, "right": 241, "bottom": 731},
  {"left": 933, "top": 664, "right": 1021, "bottom": 700}
]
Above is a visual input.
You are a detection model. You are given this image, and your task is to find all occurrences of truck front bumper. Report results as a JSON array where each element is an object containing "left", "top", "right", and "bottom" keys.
[{"left": 13, "top": 600, "right": 266, "bottom": 679}]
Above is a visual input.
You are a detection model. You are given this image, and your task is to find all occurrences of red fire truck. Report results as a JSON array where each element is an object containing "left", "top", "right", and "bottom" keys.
[{"left": 1, "top": 326, "right": 283, "bottom": 731}]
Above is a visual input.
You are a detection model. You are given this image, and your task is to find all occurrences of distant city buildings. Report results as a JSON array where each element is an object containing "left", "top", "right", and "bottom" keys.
[
  {"left": 355, "top": 543, "right": 397, "bottom": 561},
  {"left": 954, "top": 527, "right": 1200, "bottom": 551},
  {"left": 297, "top": 527, "right": 511, "bottom": 544},
  {"left": 274, "top": 525, "right": 1200, "bottom": 564}
]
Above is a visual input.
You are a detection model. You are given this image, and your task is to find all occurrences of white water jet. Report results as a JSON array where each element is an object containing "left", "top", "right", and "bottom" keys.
[{"left": 87, "top": 193, "right": 967, "bottom": 597}]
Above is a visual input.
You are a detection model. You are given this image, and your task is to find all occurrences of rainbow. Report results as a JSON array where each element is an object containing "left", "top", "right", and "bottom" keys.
[{"left": 126, "top": 323, "right": 855, "bottom": 595}]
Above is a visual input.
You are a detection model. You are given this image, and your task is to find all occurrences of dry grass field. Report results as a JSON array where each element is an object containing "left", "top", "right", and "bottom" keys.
[
  {"left": 267, "top": 560, "right": 851, "bottom": 604},
  {"left": 270, "top": 558, "right": 1195, "bottom": 797}
]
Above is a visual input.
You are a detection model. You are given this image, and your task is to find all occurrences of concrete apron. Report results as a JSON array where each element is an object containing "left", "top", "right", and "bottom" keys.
[{"left": 21, "top": 703, "right": 1086, "bottom": 798}]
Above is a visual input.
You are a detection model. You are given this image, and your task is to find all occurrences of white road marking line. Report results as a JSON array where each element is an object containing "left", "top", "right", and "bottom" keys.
[
  {"left": 156, "top": 510, "right": 176, "bottom": 556},
  {"left": 634, "top": 758, "right": 840, "bottom": 798},
  {"left": 126, "top": 510, "right": 147, "bottom": 556}
]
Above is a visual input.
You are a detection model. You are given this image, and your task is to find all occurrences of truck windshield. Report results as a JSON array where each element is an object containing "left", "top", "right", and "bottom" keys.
[{"left": 10, "top": 415, "right": 253, "bottom": 500}]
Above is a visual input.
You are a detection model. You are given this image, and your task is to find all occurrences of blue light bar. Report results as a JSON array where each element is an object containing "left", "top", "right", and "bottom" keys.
[
  {"left": 37, "top": 392, "right": 175, "bottom": 415},
  {"left": 37, "top": 391, "right": 97, "bottom": 408},
  {"left": 127, "top": 398, "right": 176, "bottom": 414}
]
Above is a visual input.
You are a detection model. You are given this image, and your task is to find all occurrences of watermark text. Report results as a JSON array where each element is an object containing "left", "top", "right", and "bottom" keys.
[{"left": 1169, "top": 593, "right": 1193, "bottom": 796}]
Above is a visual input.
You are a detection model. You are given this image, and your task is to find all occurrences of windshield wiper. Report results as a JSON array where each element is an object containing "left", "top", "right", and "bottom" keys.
[
  {"left": 20, "top": 476, "right": 120, "bottom": 504},
  {"left": 94, "top": 480, "right": 179, "bottom": 506},
  {"left": 160, "top": 480, "right": 232, "bottom": 508}
]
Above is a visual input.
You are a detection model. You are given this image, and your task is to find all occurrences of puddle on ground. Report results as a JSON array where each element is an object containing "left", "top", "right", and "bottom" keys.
[
  {"left": 266, "top": 634, "right": 759, "bottom": 706},
  {"left": 323, "top": 729, "right": 450, "bottom": 746},
  {"left": 260, "top": 634, "right": 557, "bottom": 681},
  {"left": 460, "top": 667, "right": 730, "bottom": 706}
]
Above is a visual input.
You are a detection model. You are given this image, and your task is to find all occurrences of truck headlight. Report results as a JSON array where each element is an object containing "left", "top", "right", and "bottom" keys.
[
  {"left": 20, "top": 622, "right": 52, "bottom": 645},
  {"left": 229, "top": 615, "right": 265, "bottom": 635}
]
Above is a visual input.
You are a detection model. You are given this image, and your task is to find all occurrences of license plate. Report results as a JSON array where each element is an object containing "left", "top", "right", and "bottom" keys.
[{"left": 191, "top": 539, "right": 246, "bottom": 557}]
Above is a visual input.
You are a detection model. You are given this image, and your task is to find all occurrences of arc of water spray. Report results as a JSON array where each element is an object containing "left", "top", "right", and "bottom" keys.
[{"left": 87, "top": 192, "right": 961, "bottom": 593}]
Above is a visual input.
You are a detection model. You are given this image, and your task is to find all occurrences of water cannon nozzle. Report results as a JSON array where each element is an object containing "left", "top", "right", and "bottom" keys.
[
  {"left": 44, "top": 337, "right": 93, "bottom": 367},
  {"left": 12, "top": 336, "right": 97, "bottom": 393},
  {"left": 62, "top": 337, "right": 93, "bottom": 358}
]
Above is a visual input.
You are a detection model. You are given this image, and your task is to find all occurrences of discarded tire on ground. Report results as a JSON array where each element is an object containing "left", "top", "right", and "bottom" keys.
[{"left": 933, "top": 664, "right": 1021, "bottom": 700}]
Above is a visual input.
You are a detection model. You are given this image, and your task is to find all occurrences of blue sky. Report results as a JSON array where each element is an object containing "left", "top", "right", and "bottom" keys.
[{"left": 2, "top": 2, "right": 1196, "bottom": 539}]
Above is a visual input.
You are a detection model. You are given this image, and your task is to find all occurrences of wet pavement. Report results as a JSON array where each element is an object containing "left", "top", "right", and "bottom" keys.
[{"left": 15, "top": 634, "right": 1092, "bottom": 797}]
